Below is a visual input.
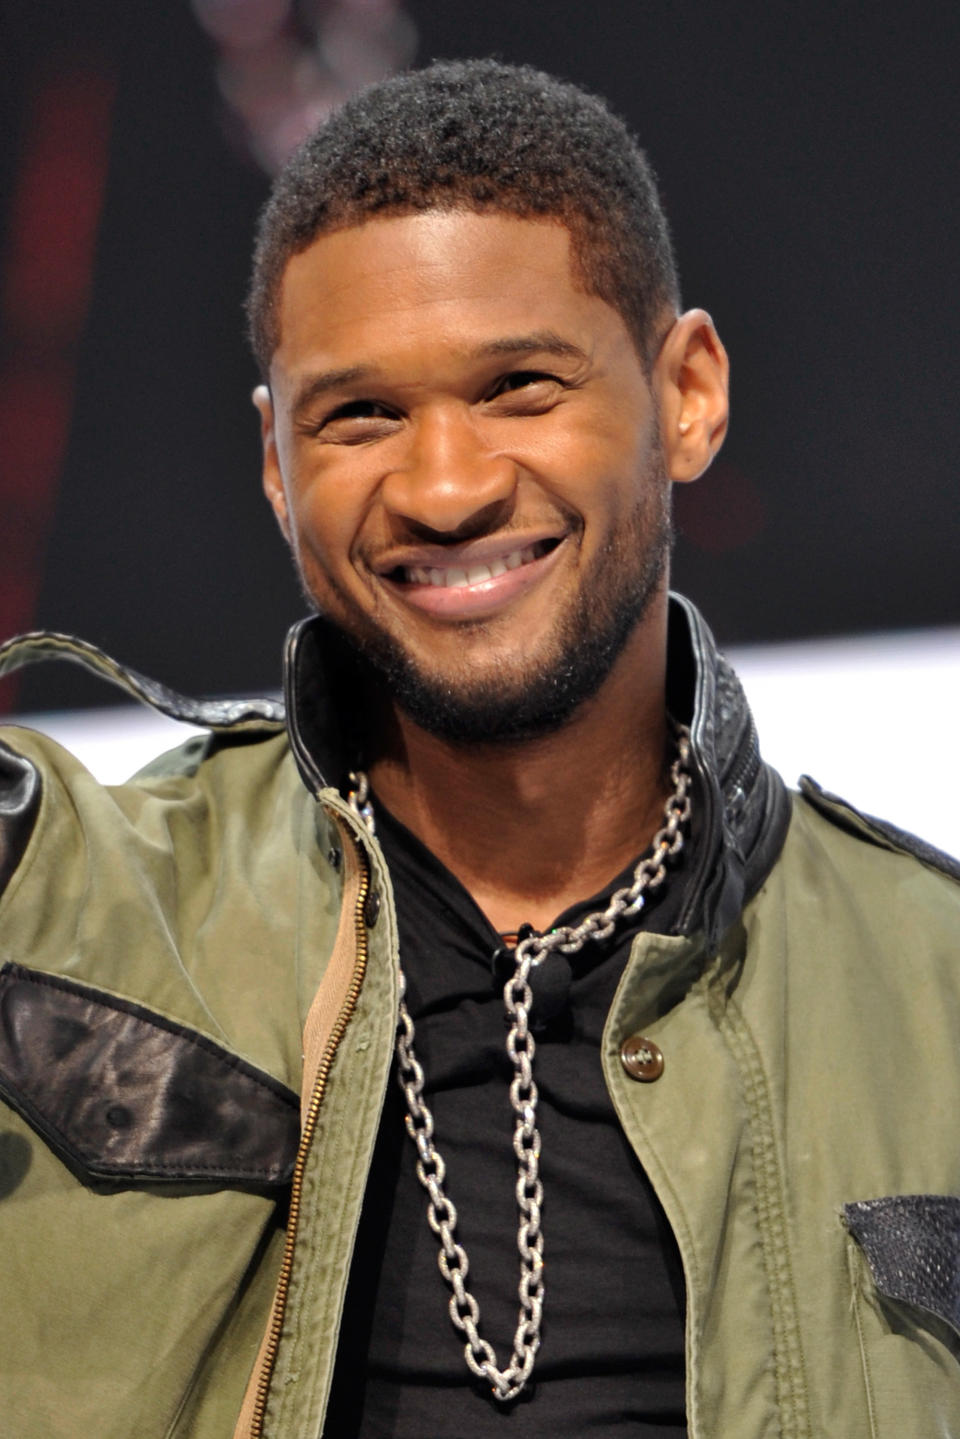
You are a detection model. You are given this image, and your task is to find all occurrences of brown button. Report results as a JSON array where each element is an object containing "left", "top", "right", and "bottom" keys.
[{"left": 620, "top": 1033, "right": 664, "bottom": 1082}]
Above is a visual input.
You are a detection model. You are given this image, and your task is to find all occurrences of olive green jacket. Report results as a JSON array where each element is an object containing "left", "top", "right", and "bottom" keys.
[{"left": 1, "top": 603, "right": 959, "bottom": 1438}]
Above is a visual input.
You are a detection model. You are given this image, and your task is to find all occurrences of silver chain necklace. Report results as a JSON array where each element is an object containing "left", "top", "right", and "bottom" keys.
[{"left": 347, "top": 723, "right": 692, "bottom": 1402}]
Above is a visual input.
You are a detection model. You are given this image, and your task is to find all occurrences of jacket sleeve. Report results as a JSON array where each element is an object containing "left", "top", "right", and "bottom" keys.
[{"left": 0, "top": 737, "right": 41, "bottom": 894}]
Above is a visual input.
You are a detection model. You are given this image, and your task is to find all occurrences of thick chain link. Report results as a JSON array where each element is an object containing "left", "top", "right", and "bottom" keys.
[{"left": 348, "top": 723, "right": 691, "bottom": 1401}]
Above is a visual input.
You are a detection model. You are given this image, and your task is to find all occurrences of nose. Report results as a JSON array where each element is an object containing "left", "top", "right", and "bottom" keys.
[{"left": 380, "top": 403, "right": 516, "bottom": 538}]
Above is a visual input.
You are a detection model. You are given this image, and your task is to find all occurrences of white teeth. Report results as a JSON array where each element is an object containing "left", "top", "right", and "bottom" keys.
[{"left": 402, "top": 543, "right": 548, "bottom": 588}]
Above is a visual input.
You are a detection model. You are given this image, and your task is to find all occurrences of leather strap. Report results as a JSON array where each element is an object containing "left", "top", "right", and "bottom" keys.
[{"left": 0, "top": 629, "right": 283, "bottom": 731}]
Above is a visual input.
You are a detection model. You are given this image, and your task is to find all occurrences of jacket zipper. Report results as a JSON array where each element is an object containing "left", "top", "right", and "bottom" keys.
[
  {"left": 723, "top": 710, "right": 759, "bottom": 807},
  {"left": 249, "top": 832, "right": 372, "bottom": 1438}
]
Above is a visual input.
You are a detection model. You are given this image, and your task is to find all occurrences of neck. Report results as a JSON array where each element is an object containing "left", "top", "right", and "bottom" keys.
[{"left": 365, "top": 607, "right": 671, "bottom": 934}]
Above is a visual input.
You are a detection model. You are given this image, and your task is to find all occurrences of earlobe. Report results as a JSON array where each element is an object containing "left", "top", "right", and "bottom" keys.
[
  {"left": 252, "top": 383, "right": 292, "bottom": 544},
  {"left": 656, "top": 310, "right": 730, "bottom": 483}
]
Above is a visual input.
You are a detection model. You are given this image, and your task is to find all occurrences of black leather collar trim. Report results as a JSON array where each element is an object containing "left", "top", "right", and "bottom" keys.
[
  {"left": 283, "top": 614, "right": 369, "bottom": 797},
  {"left": 668, "top": 596, "right": 791, "bottom": 947},
  {"left": 283, "top": 595, "right": 792, "bottom": 951},
  {"left": 0, "top": 963, "right": 299, "bottom": 1189}
]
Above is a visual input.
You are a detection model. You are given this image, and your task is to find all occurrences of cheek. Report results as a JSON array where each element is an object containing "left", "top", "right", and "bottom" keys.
[
  {"left": 274, "top": 422, "right": 366, "bottom": 557},
  {"left": 284, "top": 457, "right": 371, "bottom": 573},
  {"left": 293, "top": 496, "right": 359, "bottom": 581},
  {"left": 523, "top": 409, "right": 650, "bottom": 486}
]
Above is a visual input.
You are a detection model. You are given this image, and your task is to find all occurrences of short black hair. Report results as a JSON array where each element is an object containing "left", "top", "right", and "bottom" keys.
[{"left": 247, "top": 59, "right": 680, "bottom": 376}]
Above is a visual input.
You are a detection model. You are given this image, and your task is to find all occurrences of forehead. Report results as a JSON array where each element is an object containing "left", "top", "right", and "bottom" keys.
[{"left": 269, "top": 210, "right": 630, "bottom": 382}]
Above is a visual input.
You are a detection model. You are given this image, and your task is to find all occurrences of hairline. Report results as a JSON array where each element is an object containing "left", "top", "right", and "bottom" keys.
[{"left": 260, "top": 201, "right": 673, "bottom": 383}]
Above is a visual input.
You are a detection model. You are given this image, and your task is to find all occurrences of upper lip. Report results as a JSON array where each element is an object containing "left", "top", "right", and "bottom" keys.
[{"left": 371, "top": 530, "right": 568, "bottom": 578}]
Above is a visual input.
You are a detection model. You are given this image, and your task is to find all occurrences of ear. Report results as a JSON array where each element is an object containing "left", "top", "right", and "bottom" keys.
[
  {"left": 253, "top": 383, "right": 292, "bottom": 543},
  {"left": 654, "top": 310, "right": 729, "bottom": 483}
]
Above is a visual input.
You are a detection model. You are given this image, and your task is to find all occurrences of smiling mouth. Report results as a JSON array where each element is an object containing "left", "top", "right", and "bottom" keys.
[{"left": 389, "top": 538, "right": 560, "bottom": 589}]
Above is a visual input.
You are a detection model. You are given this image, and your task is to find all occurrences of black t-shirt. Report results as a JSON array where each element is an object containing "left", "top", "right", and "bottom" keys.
[{"left": 323, "top": 802, "right": 689, "bottom": 1437}]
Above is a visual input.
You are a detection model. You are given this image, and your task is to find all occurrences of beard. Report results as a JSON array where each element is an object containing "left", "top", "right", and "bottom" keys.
[{"left": 303, "top": 461, "right": 673, "bottom": 747}]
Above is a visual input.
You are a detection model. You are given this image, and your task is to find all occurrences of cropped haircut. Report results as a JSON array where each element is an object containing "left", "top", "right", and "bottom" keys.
[{"left": 247, "top": 59, "right": 680, "bottom": 376}]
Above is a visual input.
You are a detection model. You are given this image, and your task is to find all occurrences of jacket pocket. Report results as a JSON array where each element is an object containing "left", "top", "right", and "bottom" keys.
[
  {"left": 844, "top": 1194, "right": 960, "bottom": 1439},
  {"left": 0, "top": 961, "right": 299, "bottom": 1188},
  {"left": 845, "top": 1194, "right": 960, "bottom": 1338}
]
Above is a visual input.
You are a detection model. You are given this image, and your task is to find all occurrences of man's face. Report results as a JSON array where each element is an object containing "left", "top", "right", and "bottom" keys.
[{"left": 258, "top": 210, "right": 675, "bottom": 742}]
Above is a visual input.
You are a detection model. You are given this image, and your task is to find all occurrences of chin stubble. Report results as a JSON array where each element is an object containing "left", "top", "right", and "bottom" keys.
[{"left": 334, "top": 482, "right": 673, "bottom": 747}]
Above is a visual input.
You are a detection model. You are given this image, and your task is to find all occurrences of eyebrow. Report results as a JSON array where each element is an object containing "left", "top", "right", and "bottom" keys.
[
  {"left": 475, "top": 330, "right": 590, "bottom": 363},
  {"left": 291, "top": 365, "right": 372, "bottom": 416},
  {"left": 290, "top": 331, "right": 590, "bottom": 415}
]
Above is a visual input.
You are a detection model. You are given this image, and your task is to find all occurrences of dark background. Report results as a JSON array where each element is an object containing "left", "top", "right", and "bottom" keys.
[{"left": 2, "top": 1, "right": 957, "bottom": 713}]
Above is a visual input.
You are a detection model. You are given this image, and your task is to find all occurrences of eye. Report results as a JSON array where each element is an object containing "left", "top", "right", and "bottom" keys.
[
  {"left": 486, "top": 370, "right": 565, "bottom": 412},
  {"left": 302, "top": 399, "right": 400, "bottom": 444},
  {"left": 492, "top": 370, "right": 558, "bottom": 394}
]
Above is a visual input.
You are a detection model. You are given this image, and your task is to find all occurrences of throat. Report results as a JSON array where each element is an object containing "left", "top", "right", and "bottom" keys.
[
  {"left": 455, "top": 840, "right": 657, "bottom": 938},
  {"left": 367, "top": 744, "right": 677, "bottom": 938},
  {"left": 363, "top": 620, "right": 675, "bottom": 934}
]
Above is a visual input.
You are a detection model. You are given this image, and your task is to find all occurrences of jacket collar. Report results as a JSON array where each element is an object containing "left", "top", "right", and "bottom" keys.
[{"left": 283, "top": 593, "right": 791, "bottom": 953}]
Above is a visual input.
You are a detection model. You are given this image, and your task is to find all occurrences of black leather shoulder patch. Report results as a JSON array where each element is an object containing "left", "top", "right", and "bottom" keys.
[
  {"left": 800, "top": 776, "right": 960, "bottom": 883},
  {"left": 0, "top": 740, "right": 41, "bottom": 892},
  {"left": 0, "top": 962, "right": 299, "bottom": 1188},
  {"left": 845, "top": 1194, "right": 960, "bottom": 1336}
]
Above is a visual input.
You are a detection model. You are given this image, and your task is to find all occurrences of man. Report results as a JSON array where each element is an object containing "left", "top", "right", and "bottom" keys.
[{"left": 1, "top": 59, "right": 959, "bottom": 1439}]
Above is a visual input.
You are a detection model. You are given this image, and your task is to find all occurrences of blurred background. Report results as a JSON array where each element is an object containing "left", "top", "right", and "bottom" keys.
[{"left": 0, "top": 1, "right": 957, "bottom": 847}]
